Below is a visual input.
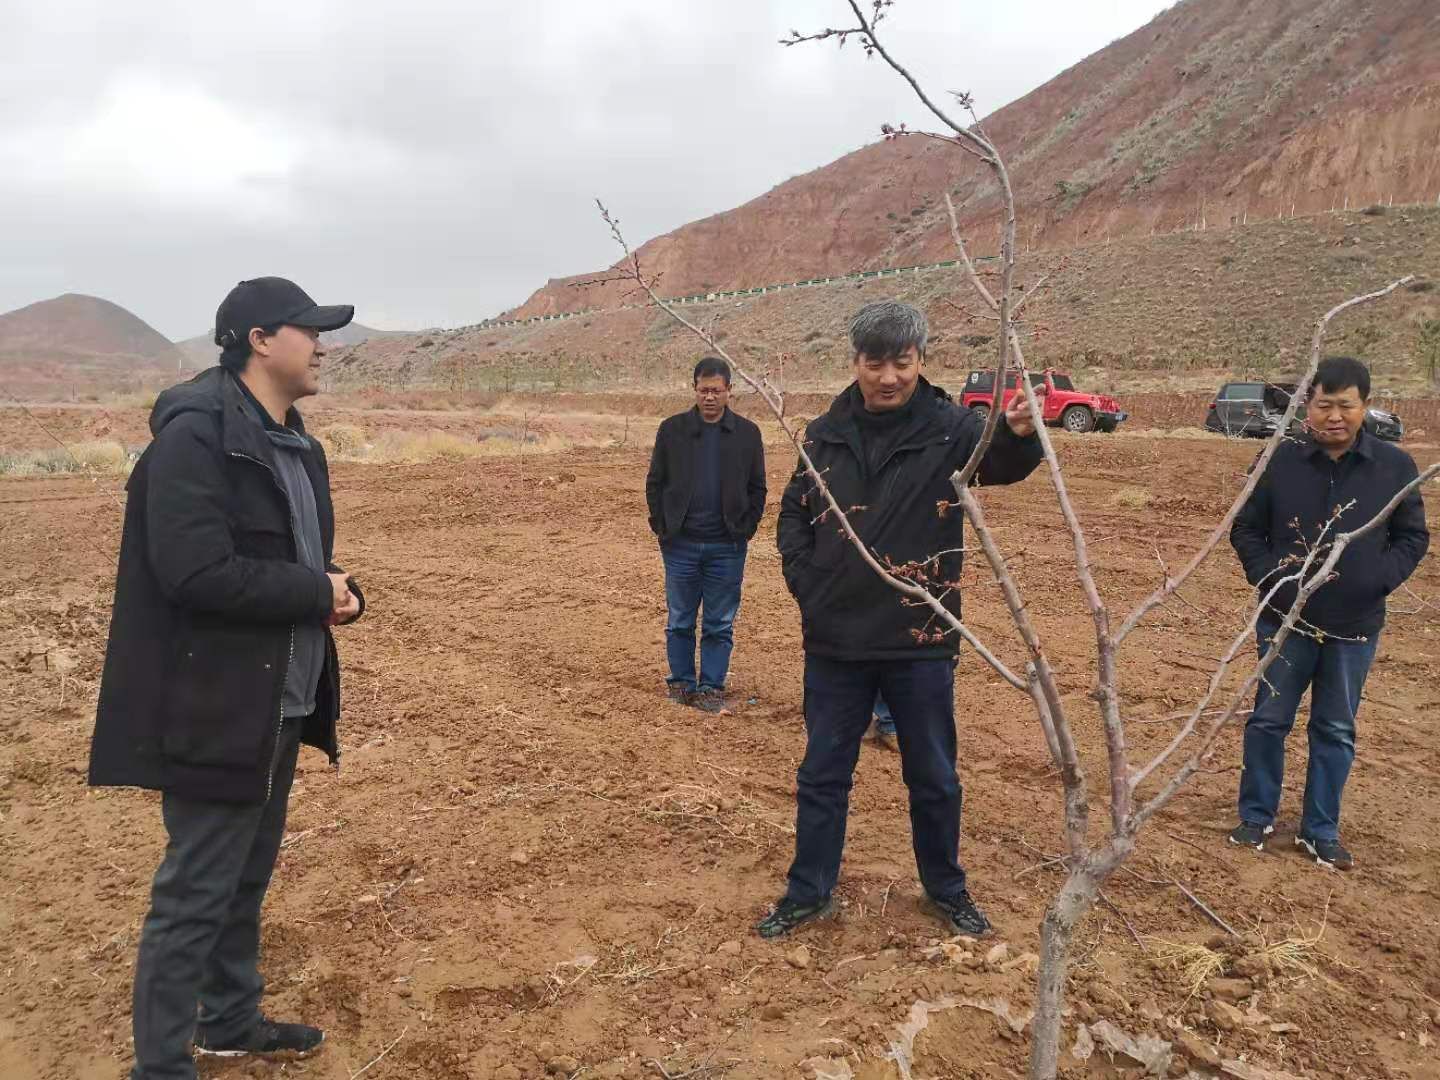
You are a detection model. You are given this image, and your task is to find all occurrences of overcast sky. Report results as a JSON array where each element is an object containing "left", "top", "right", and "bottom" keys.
[{"left": 1, "top": 0, "right": 1172, "bottom": 339}]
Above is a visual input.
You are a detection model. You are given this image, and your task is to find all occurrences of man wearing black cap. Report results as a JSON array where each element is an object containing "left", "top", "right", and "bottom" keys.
[{"left": 90, "top": 277, "right": 365, "bottom": 1078}]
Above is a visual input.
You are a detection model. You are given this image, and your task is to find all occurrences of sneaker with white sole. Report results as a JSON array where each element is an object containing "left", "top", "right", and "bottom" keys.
[
  {"left": 1228, "top": 821, "right": 1273, "bottom": 851},
  {"left": 195, "top": 1017, "right": 324, "bottom": 1058},
  {"left": 1295, "top": 834, "right": 1354, "bottom": 871}
]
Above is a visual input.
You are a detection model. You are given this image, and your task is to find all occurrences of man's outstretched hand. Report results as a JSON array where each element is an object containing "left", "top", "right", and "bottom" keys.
[{"left": 1005, "top": 384, "right": 1046, "bottom": 437}]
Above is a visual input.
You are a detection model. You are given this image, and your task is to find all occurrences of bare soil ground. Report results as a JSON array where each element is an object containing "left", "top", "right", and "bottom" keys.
[{"left": 2, "top": 422, "right": 1438, "bottom": 1079}]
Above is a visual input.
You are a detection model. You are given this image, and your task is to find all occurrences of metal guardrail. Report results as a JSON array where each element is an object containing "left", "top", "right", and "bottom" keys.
[
  {"left": 456, "top": 255, "right": 998, "bottom": 333},
  {"left": 447, "top": 196, "right": 1440, "bottom": 335},
  {"left": 453, "top": 197, "right": 1440, "bottom": 335}
]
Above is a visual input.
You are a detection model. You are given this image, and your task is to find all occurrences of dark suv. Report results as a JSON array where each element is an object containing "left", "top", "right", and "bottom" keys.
[{"left": 1203, "top": 381, "right": 1403, "bottom": 441}]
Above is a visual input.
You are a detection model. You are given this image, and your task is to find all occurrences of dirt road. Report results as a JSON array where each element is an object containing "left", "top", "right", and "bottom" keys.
[{"left": 2, "top": 433, "right": 1437, "bottom": 1079}]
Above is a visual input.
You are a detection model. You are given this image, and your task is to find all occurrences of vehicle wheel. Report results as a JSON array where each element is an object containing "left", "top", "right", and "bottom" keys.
[
  {"left": 971, "top": 403, "right": 991, "bottom": 424},
  {"left": 1061, "top": 406, "right": 1094, "bottom": 433}
]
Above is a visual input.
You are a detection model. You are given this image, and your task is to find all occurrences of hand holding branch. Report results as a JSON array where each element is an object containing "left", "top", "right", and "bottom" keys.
[{"left": 1005, "top": 384, "right": 1045, "bottom": 438}]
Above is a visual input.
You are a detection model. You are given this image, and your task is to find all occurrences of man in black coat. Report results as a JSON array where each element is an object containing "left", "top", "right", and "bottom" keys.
[
  {"left": 90, "top": 277, "right": 365, "bottom": 1078},
  {"left": 1229, "top": 356, "right": 1429, "bottom": 870},
  {"left": 645, "top": 357, "right": 767, "bottom": 713},
  {"left": 760, "top": 300, "right": 1044, "bottom": 939}
]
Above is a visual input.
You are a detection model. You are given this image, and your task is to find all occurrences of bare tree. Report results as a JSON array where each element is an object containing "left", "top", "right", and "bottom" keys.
[{"left": 595, "top": 4, "right": 1436, "bottom": 1074}]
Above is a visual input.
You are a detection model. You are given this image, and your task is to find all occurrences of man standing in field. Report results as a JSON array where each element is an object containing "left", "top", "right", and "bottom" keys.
[
  {"left": 90, "top": 277, "right": 365, "bottom": 1078},
  {"left": 646, "top": 357, "right": 767, "bottom": 713},
  {"left": 1229, "top": 355, "right": 1429, "bottom": 870},
  {"left": 762, "top": 300, "right": 1044, "bottom": 938}
]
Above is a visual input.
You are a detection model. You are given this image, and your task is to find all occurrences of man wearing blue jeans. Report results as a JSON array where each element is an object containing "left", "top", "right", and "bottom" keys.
[
  {"left": 1230, "top": 356, "right": 1429, "bottom": 870},
  {"left": 646, "top": 358, "right": 767, "bottom": 713},
  {"left": 763, "top": 301, "right": 1044, "bottom": 939},
  {"left": 870, "top": 692, "right": 898, "bottom": 749}
]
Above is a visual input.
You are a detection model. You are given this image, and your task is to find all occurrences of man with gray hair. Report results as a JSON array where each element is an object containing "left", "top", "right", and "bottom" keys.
[{"left": 762, "top": 299, "right": 1044, "bottom": 938}]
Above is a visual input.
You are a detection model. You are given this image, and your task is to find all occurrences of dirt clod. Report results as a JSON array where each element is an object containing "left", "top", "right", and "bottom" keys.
[
  {"left": 1206, "top": 977, "right": 1253, "bottom": 1002},
  {"left": 1208, "top": 1000, "right": 1244, "bottom": 1031},
  {"left": 1176, "top": 1029, "right": 1222, "bottom": 1067}
]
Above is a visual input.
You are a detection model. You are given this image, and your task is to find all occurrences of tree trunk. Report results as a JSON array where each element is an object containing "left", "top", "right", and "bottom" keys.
[{"left": 1029, "top": 870, "right": 1100, "bottom": 1080}]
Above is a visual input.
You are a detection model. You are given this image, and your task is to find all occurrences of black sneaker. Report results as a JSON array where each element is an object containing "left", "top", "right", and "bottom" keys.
[
  {"left": 693, "top": 688, "right": 727, "bottom": 714},
  {"left": 929, "top": 890, "right": 992, "bottom": 937},
  {"left": 755, "top": 896, "right": 833, "bottom": 939},
  {"left": 1228, "top": 821, "right": 1274, "bottom": 851},
  {"left": 195, "top": 1018, "right": 325, "bottom": 1058},
  {"left": 1295, "top": 834, "right": 1354, "bottom": 871},
  {"left": 666, "top": 683, "right": 693, "bottom": 705}
]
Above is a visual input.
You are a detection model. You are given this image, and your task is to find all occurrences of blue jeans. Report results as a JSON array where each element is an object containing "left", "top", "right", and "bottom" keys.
[
  {"left": 1238, "top": 619, "right": 1380, "bottom": 842},
  {"left": 786, "top": 656, "right": 966, "bottom": 905},
  {"left": 873, "top": 693, "right": 895, "bottom": 735},
  {"left": 660, "top": 535, "right": 747, "bottom": 692}
]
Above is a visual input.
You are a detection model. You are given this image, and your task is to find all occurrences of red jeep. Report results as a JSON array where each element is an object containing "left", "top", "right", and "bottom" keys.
[{"left": 960, "top": 368, "right": 1126, "bottom": 433}]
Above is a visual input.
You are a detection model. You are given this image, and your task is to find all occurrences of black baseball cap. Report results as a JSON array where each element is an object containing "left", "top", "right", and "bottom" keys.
[{"left": 213, "top": 277, "right": 354, "bottom": 349}]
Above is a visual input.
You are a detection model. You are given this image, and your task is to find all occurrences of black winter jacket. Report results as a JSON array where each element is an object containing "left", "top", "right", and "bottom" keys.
[
  {"left": 88, "top": 368, "right": 364, "bottom": 805},
  {"left": 776, "top": 379, "right": 1043, "bottom": 660},
  {"left": 1230, "top": 429, "right": 1429, "bottom": 637},
  {"left": 645, "top": 406, "right": 767, "bottom": 541}
]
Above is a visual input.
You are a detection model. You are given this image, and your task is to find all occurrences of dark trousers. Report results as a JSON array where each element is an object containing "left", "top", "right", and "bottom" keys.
[
  {"left": 130, "top": 721, "right": 302, "bottom": 1079},
  {"left": 660, "top": 535, "right": 747, "bottom": 692},
  {"left": 1238, "top": 620, "right": 1379, "bottom": 842},
  {"left": 785, "top": 656, "right": 967, "bottom": 905}
]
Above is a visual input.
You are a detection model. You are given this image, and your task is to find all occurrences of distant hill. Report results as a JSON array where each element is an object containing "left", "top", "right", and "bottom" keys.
[
  {"left": 176, "top": 321, "right": 403, "bottom": 371},
  {"left": 328, "top": 205, "right": 1440, "bottom": 396},
  {"left": 512, "top": 0, "right": 1440, "bottom": 319},
  {"left": 0, "top": 294, "right": 185, "bottom": 400}
]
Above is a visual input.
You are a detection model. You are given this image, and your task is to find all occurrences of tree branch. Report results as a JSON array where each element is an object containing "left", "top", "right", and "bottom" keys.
[{"left": 960, "top": 485, "right": 1090, "bottom": 854}]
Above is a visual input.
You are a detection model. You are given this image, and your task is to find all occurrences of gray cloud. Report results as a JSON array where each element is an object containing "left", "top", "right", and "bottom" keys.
[{"left": 1, "top": 0, "right": 1172, "bottom": 338}]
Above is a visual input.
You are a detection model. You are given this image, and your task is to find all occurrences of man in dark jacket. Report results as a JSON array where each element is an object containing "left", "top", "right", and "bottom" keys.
[
  {"left": 90, "top": 277, "right": 365, "bottom": 1078},
  {"left": 759, "top": 300, "right": 1044, "bottom": 939},
  {"left": 645, "top": 357, "right": 767, "bottom": 713},
  {"left": 1229, "top": 356, "right": 1429, "bottom": 871}
]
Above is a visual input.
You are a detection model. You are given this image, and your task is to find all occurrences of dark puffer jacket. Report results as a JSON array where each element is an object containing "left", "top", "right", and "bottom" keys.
[
  {"left": 88, "top": 368, "right": 364, "bottom": 805},
  {"left": 776, "top": 379, "right": 1042, "bottom": 661},
  {"left": 1230, "top": 429, "right": 1429, "bottom": 637},
  {"left": 645, "top": 406, "right": 767, "bottom": 541}
]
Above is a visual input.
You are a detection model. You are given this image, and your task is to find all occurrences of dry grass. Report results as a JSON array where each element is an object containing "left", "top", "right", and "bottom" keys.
[
  {"left": 1151, "top": 940, "right": 1227, "bottom": 999},
  {"left": 1259, "top": 898, "right": 1340, "bottom": 985},
  {"left": 316, "top": 426, "right": 594, "bottom": 464},
  {"left": 316, "top": 423, "right": 368, "bottom": 455},
  {"left": 1110, "top": 486, "right": 1152, "bottom": 509},
  {"left": 639, "top": 783, "right": 795, "bottom": 848},
  {"left": 0, "top": 440, "right": 134, "bottom": 477}
]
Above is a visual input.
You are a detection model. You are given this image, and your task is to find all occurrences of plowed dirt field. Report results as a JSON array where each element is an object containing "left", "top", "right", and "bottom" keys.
[{"left": 2, "top": 420, "right": 1437, "bottom": 1079}]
